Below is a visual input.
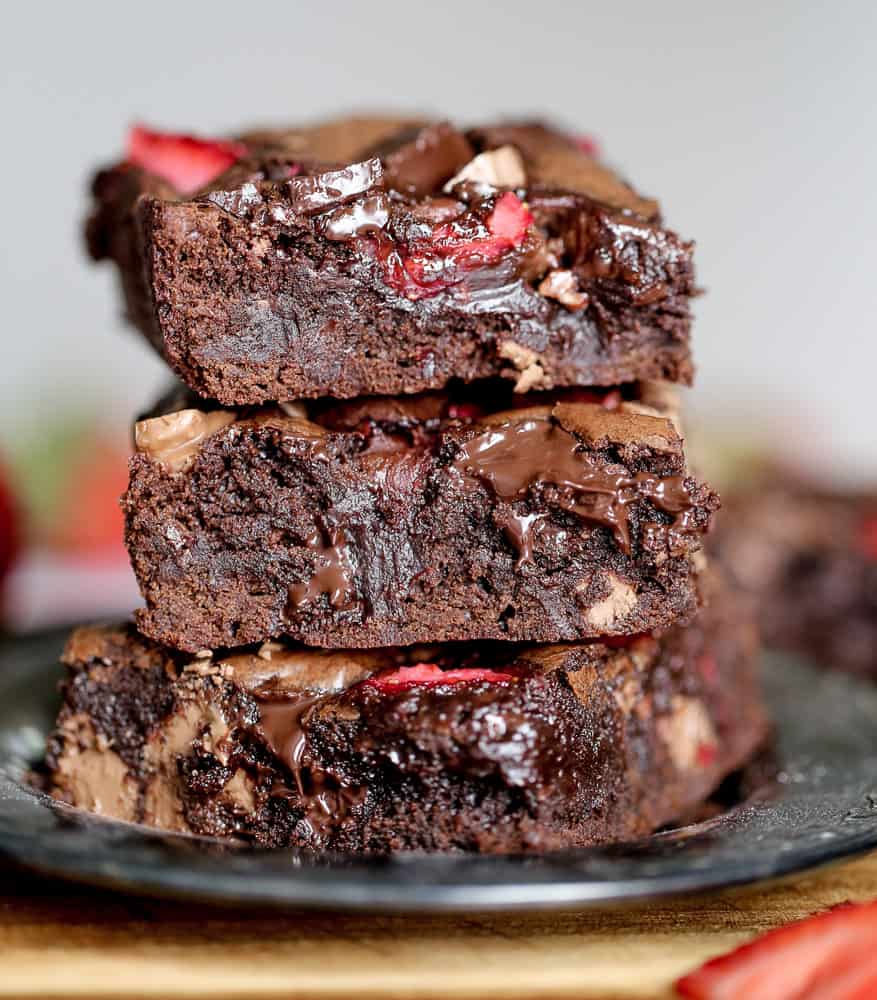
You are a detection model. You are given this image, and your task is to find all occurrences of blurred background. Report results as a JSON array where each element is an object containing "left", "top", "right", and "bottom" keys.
[{"left": 1, "top": 0, "right": 875, "bottom": 628}]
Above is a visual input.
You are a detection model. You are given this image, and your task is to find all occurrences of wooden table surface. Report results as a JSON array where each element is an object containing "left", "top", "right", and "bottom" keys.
[{"left": 2, "top": 852, "right": 876, "bottom": 1000}]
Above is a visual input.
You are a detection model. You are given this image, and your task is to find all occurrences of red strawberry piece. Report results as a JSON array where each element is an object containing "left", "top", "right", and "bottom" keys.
[
  {"left": 696, "top": 742, "right": 718, "bottom": 768},
  {"left": 126, "top": 125, "right": 246, "bottom": 195},
  {"left": 373, "top": 193, "right": 533, "bottom": 300},
  {"left": 364, "top": 662, "right": 517, "bottom": 692},
  {"left": 572, "top": 134, "right": 600, "bottom": 158},
  {"left": 859, "top": 515, "right": 877, "bottom": 561},
  {"left": 0, "top": 465, "right": 20, "bottom": 587},
  {"left": 805, "top": 954, "right": 877, "bottom": 1000},
  {"left": 675, "top": 900, "right": 877, "bottom": 1000},
  {"left": 486, "top": 191, "right": 533, "bottom": 246},
  {"left": 445, "top": 401, "right": 484, "bottom": 422}
]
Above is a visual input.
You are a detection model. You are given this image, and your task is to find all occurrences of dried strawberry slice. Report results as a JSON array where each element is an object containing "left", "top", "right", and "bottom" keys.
[
  {"left": 675, "top": 900, "right": 877, "bottom": 999},
  {"left": 364, "top": 662, "right": 517, "bottom": 692},
  {"left": 127, "top": 125, "right": 246, "bottom": 195}
]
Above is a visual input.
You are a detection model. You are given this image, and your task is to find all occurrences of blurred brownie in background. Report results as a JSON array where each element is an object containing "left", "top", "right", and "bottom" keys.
[{"left": 713, "top": 476, "right": 877, "bottom": 678}]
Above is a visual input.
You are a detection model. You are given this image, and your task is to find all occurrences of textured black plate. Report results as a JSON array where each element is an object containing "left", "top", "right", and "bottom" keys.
[{"left": 2, "top": 629, "right": 877, "bottom": 912}]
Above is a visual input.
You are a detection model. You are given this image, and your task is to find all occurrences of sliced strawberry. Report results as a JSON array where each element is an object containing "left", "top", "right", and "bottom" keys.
[
  {"left": 600, "top": 633, "right": 649, "bottom": 649},
  {"left": 805, "top": 953, "right": 877, "bottom": 1000},
  {"left": 676, "top": 900, "right": 877, "bottom": 1000},
  {"left": 126, "top": 125, "right": 246, "bottom": 195},
  {"left": 858, "top": 515, "right": 877, "bottom": 561},
  {"left": 696, "top": 742, "right": 718, "bottom": 767},
  {"left": 364, "top": 662, "right": 517, "bottom": 692}
]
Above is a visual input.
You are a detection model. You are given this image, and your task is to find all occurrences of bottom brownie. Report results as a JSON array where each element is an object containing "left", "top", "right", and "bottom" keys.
[{"left": 45, "top": 575, "right": 767, "bottom": 853}]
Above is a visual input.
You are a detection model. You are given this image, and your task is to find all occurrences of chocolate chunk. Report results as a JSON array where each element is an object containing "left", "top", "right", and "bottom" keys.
[
  {"left": 284, "top": 158, "right": 384, "bottom": 216},
  {"left": 371, "top": 122, "right": 474, "bottom": 197}
]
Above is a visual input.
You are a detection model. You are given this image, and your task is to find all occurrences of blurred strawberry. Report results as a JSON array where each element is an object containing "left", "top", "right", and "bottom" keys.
[
  {"left": 50, "top": 435, "right": 129, "bottom": 561},
  {"left": 676, "top": 900, "right": 877, "bottom": 999},
  {"left": 12, "top": 416, "right": 129, "bottom": 565},
  {"left": 0, "top": 463, "right": 20, "bottom": 588}
]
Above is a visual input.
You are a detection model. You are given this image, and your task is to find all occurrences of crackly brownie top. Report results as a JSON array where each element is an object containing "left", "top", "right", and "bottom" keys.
[{"left": 111, "top": 116, "right": 690, "bottom": 312}]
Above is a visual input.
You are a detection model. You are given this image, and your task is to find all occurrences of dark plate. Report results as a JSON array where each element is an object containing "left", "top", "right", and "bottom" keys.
[{"left": 1, "top": 629, "right": 877, "bottom": 912}]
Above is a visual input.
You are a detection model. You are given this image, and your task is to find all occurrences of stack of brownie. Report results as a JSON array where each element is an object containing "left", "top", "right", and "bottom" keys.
[{"left": 45, "top": 117, "right": 768, "bottom": 852}]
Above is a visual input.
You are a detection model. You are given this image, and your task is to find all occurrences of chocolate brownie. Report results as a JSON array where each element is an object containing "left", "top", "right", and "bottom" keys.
[
  {"left": 45, "top": 574, "right": 767, "bottom": 853},
  {"left": 124, "top": 382, "right": 718, "bottom": 653},
  {"left": 86, "top": 117, "right": 696, "bottom": 403},
  {"left": 713, "top": 478, "right": 877, "bottom": 678}
]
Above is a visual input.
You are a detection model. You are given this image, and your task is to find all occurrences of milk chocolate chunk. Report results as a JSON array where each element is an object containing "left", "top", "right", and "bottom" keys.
[
  {"left": 86, "top": 115, "right": 695, "bottom": 404},
  {"left": 125, "top": 382, "right": 718, "bottom": 653},
  {"left": 45, "top": 573, "right": 767, "bottom": 853}
]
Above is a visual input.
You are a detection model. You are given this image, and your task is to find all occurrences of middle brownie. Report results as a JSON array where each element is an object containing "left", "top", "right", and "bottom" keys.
[{"left": 126, "top": 383, "right": 719, "bottom": 652}]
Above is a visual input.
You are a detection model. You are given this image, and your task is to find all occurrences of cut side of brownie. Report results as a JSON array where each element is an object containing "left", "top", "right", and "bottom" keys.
[
  {"left": 45, "top": 574, "right": 767, "bottom": 853},
  {"left": 87, "top": 117, "right": 696, "bottom": 403},
  {"left": 124, "top": 383, "right": 718, "bottom": 653}
]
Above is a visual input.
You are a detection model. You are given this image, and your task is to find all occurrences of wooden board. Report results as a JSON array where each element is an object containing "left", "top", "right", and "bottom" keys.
[{"left": 2, "top": 853, "right": 876, "bottom": 999}]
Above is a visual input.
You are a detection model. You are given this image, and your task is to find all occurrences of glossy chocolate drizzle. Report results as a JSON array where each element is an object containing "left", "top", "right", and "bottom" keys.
[
  {"left": 257, "top": 694, "right": 324, "bottom": 797},
  {"left": 287, "top": 525, "right": 355, "bottom": 611},
  {"left": 256, "top": 690, "right": 364, "bottom": 838},
  {"left": 497, "top": 511, "right": 550, "bottom": 568},
  {"left": 453, "top": 417, "right": 694, "bottom": 555}
]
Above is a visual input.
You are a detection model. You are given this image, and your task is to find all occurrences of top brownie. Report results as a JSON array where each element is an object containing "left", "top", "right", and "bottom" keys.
[{"left": 86, "top": 116, "right": 697, "bottom": 404}]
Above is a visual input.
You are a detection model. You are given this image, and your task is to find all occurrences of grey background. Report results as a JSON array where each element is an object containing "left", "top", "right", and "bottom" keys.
[{"left": 2, "top": 1, "right": 875, "bottom": 478}]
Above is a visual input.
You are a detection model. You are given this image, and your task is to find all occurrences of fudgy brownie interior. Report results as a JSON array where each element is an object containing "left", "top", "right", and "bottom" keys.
[{"left": 126, "top": 383, "right": 717, "bottom": 652}]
